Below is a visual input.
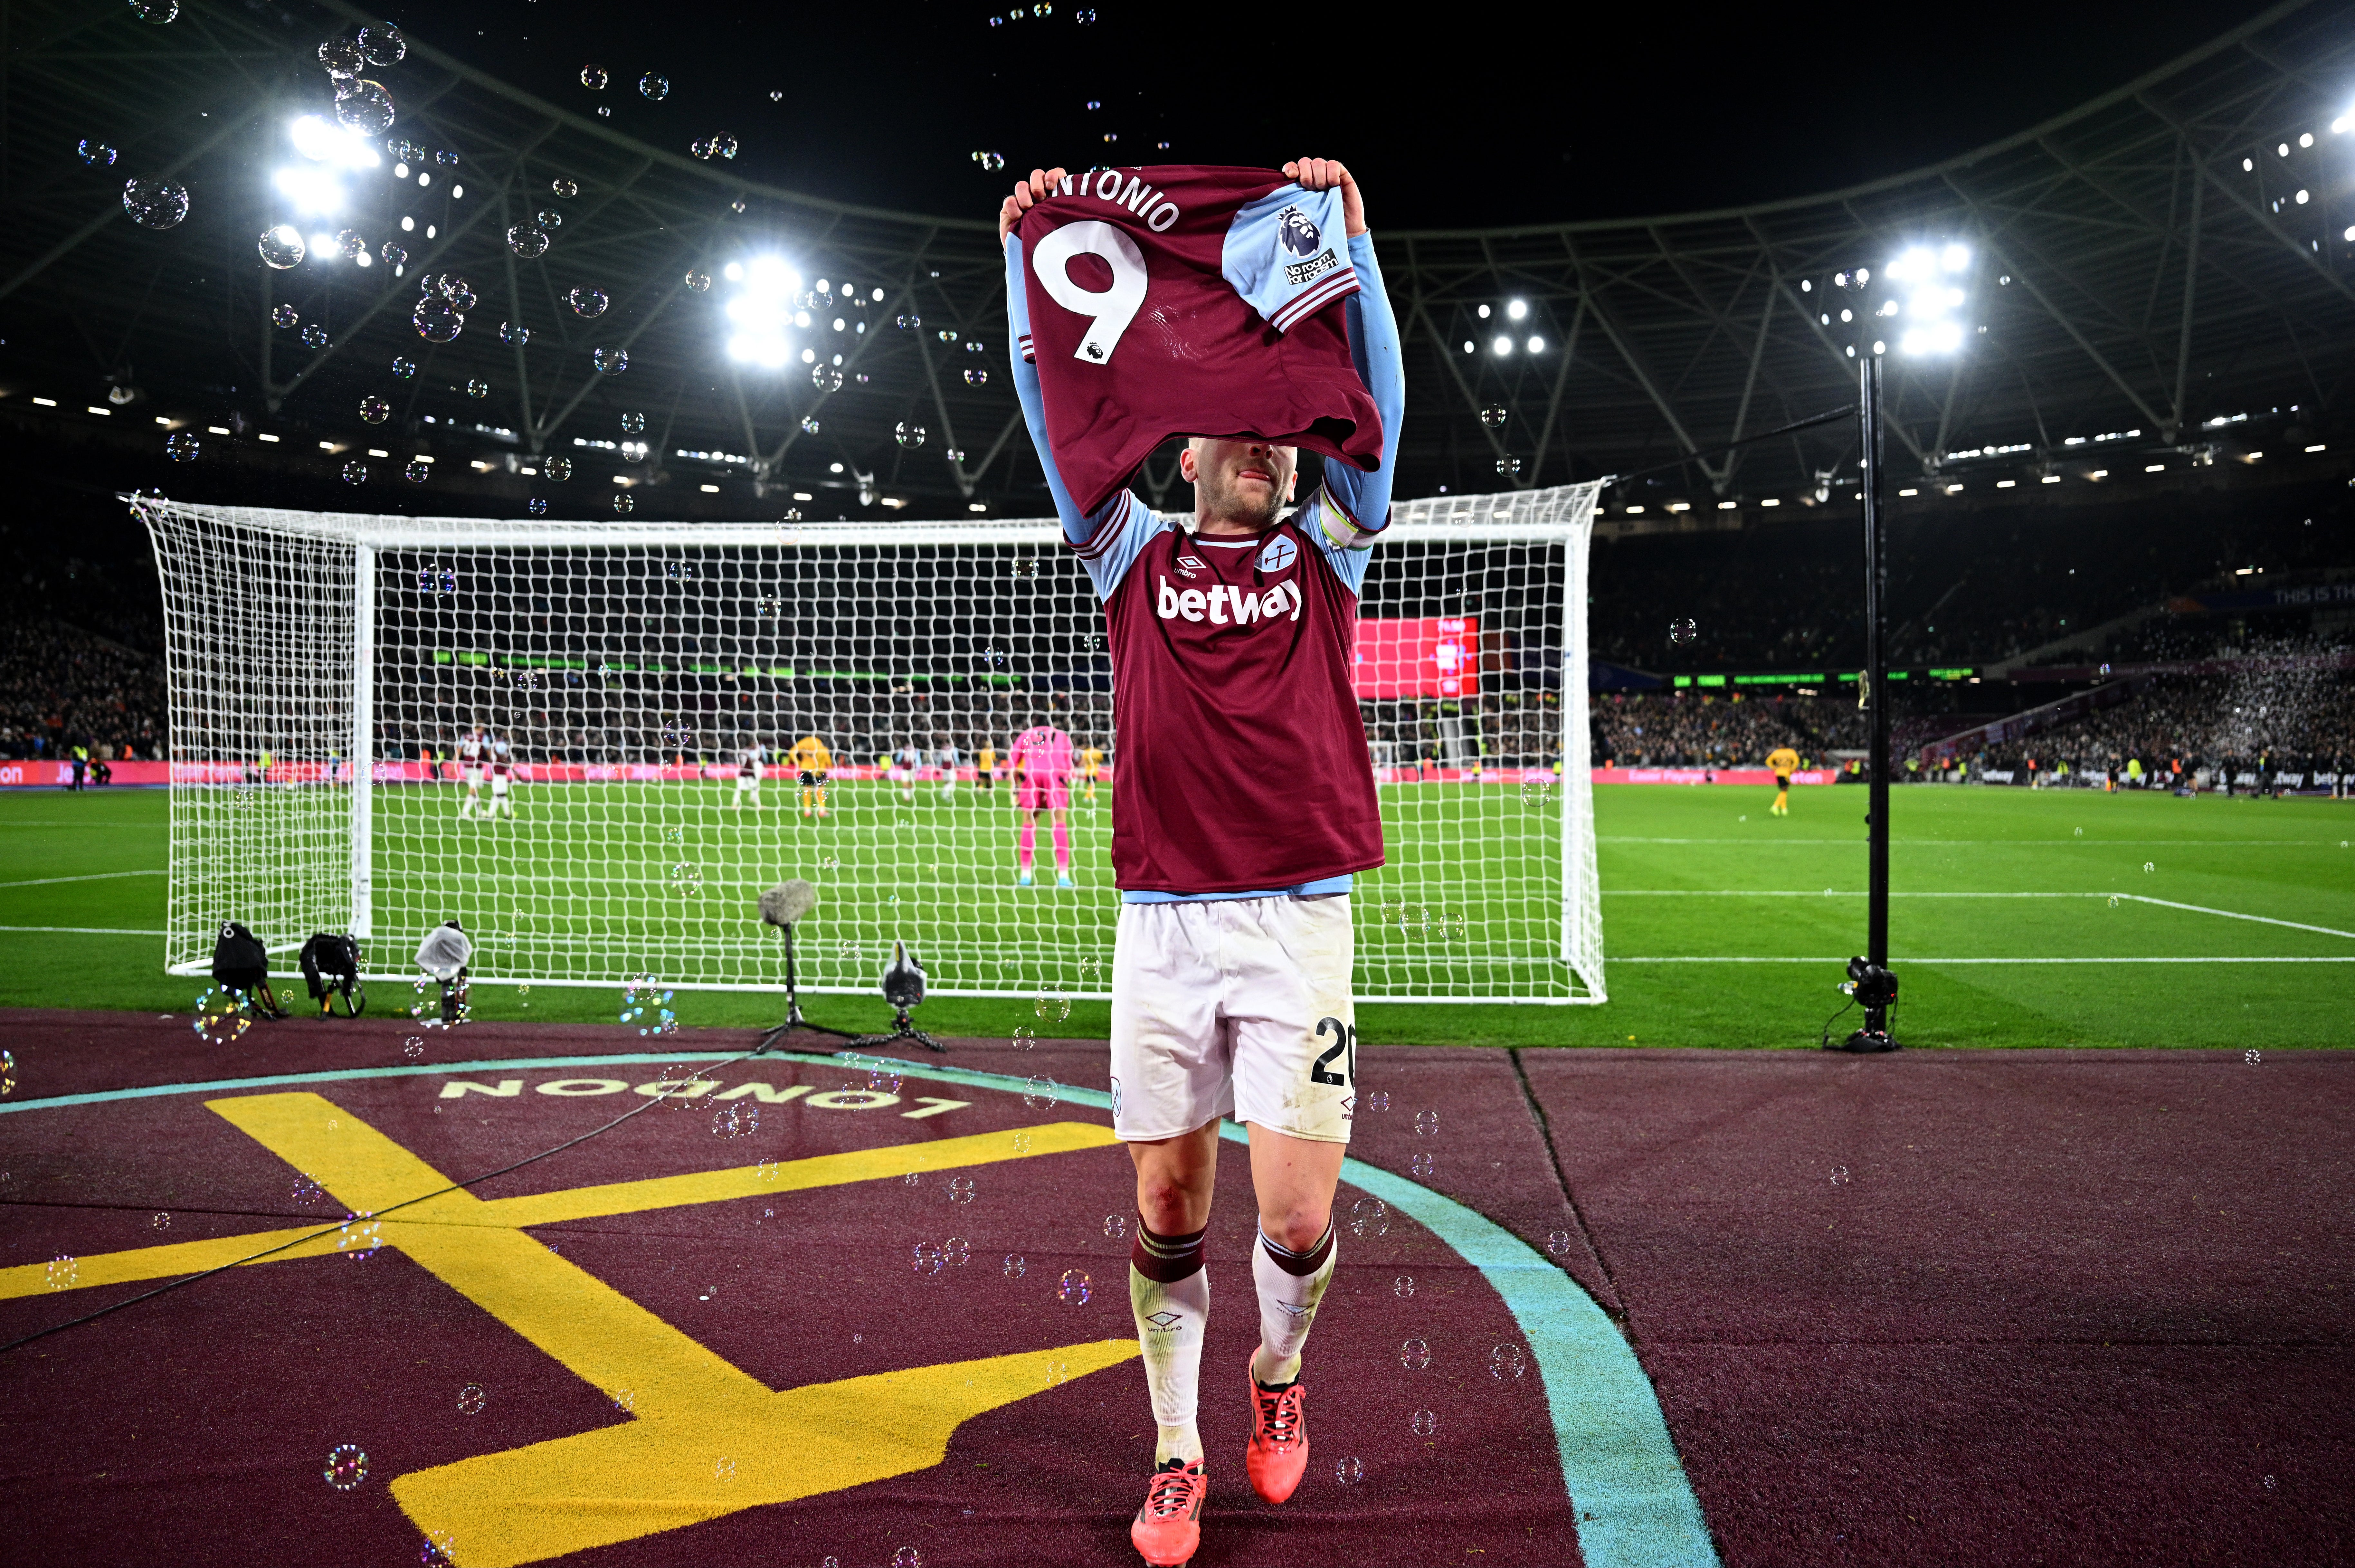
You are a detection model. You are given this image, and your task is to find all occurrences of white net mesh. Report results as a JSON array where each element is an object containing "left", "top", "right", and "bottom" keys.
[{"left": 133, "top": 485, "right": 1602, "bottom": 1003}]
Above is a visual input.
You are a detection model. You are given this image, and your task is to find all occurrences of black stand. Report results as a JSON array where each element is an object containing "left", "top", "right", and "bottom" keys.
[
  {"left": 1833, "top": 354, "right": 1900, "bottom": 1054},
  {"left": 846, "top": 1006, "right": 947, "bottom": 1056},
  {"left": 754, "top": 924, "right": 859, "bottom": 1054}
]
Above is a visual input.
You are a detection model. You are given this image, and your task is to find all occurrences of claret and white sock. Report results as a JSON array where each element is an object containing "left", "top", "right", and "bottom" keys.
[
  {"left": 1129, "top": 1217, "right": 1211, "bottom": 1465},
  {"left": 1251, "top": 1218, "right": 1336, "bottom": 1387}
]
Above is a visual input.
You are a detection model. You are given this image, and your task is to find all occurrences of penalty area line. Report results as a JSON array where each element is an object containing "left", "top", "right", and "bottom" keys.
[
  {"left": 0, "top": 869, "right": 166, "bottom": 889},
  {"left": 0, "top": 924, "right": 167, "bottom": 936}
]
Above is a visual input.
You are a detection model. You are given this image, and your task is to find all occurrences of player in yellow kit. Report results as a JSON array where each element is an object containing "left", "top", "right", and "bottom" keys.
[
  {"left": 790, "top": 734, "right": 832, "bottom": 818},
  {"left": 1081, "top": 742, "right": 1104, "bottom": 805},
  {"left": 1766, "top": 745, "right": 1799, "bottom": 816},
  {"left": 977, "top": 743, "right": 996, "bottom": 794}
]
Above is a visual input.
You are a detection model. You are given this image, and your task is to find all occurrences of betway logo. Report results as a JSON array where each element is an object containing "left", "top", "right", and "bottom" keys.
[{"left": 1157, "top": 575, "right": 1302, "bottom": 625}]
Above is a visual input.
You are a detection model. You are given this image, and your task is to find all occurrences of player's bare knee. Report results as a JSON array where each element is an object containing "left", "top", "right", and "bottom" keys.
[
  {"left": 1135, "top": 1179, "right": 1203, "bottom": 1236},
  {"left": 1260, "top": 1203, "right": 1331, "bottom": 1253}
]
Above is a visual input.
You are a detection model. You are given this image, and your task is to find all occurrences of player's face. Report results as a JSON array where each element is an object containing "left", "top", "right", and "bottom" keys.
[{"left": 1184, "top": 438, "right": 1297, "bottom": 532}]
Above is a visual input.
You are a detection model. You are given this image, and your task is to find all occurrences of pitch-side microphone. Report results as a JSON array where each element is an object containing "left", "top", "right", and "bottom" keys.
[{"left": 760, "top": 879, "right": 819, "bottom": 928}]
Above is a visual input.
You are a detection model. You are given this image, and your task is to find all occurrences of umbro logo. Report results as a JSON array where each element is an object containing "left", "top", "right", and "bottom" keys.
[
  {"left": 1144, "top": 1311, "right": 1183, "bottom": 1331},
  {"left": 1176, "top": 555, "right": 1207, "bottom": 571}
]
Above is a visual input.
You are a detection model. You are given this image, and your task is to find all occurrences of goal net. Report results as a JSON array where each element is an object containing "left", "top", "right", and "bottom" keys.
[{"left": 134, "top": 484, "right": 1602, "bottom": 1006}]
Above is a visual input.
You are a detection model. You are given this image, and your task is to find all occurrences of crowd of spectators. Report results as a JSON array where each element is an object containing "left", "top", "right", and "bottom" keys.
[
  {"left": 1972, "top": 663, "right": 2354, "bottom": 783},
  {"left": 0, "top": 619, "right": 167, "bottom": 762},
  {"left": 1590, "top": 691, "right": 1813, "bottom": 767}
]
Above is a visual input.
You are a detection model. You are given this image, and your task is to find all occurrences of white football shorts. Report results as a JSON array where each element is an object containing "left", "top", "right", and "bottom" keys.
[
  {"left": 1108, "top": 894, "right": 1357, "bottom": 1145},
  {"left": 735, "top": 773, "right": 759, "bottom": 792},
  {"left": 460, "top": 765, "right": 482, "bottom": 785},
  {"left": 489, "top": 774, "right": 509, "bottom": 796}
]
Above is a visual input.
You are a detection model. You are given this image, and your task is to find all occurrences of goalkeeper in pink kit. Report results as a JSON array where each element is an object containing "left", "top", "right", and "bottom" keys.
[{"left": 1008, "top": 721, "right": 1076, "bottom": 889}]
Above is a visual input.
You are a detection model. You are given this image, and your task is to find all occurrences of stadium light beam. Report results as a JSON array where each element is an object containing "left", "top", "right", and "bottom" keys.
[
  {"left": 288, "top": 114, "right": 380, "bottom": 170},
  {"left": 722, "top": 254, "right": 804, "bottom": 369},
  {"left": 273, "top": 166, "right": 345, "bottom": 217},
  {"left": 1884, "top": 240, "right": 1972, "bottom": 356}
]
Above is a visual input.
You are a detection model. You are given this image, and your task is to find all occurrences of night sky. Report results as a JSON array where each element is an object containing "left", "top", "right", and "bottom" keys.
[{"left": 385, "top": 0, "right": 2262, "bottom": 228}]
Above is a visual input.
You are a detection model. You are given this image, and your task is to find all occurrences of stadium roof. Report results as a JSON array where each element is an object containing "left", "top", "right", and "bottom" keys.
[{"left": 2, "top": 0, "right": 2350, "bottom": 517}]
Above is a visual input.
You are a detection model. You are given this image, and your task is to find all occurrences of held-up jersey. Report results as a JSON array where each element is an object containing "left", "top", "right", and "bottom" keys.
[
  {"left": 790, "top": 736, "right": 831, "bottom": 773},
  {"left": 1009, "top": 726, "right": 1074, "bottom": 788},
  {"left": 489, "top": 738, "right": 511, "bottom": 777},
  {"left": 1768, "top": 747, "right": 1800, "bottom": 776},
  {"left": 1011, "top": 166, "right": 1384, "bottom": 516},
  {"left": 1009, "top": 225, "right": 1405, "bottom": 898},
  {"left": 738, "top": 744, "right": 765, "bottom": 778}
]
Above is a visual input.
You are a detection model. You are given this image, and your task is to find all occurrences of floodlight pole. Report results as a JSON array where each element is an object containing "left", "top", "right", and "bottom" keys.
[{"left": 1838, "top": 352, "right": 1900, "bottom": 1051}]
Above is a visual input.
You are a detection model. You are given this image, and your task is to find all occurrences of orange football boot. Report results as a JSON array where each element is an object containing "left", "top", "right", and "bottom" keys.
[
  {"left": 1131, "top": 1457, "right": 1207, "bottom": 1567},
  {"left": 1244, "top": 1355, "right": 1310, "bottom": 1504}
]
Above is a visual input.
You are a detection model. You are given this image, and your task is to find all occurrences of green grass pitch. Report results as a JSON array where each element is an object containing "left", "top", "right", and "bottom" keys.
[{"left": 2, "top": 782, "right": 2350, "bottom": 1048}]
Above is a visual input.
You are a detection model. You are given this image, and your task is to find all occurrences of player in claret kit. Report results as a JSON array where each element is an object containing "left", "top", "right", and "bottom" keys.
[
  {"left": 456, "top": 723, "right": 487, "bottom": 818},
  {"left": 486, "top": 731, "right": 517, "bottom": 820},
  {"left": 1007, "top": 719, "right": 1076, "bottom": 888},
  {"left": 731, "top": 734, "right": 766, "bottom": 812},
  {"left": 1002, "top": 154, "right": 1402, "bottom": 1568}
]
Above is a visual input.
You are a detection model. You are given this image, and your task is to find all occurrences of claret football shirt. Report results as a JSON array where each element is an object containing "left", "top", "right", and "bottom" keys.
[
  {"left": 1007, "top": 207, "right": 1406, "bottom": 898},
  {"left": 1011, "top": 166, "right": 1386, "bottom": 516}
]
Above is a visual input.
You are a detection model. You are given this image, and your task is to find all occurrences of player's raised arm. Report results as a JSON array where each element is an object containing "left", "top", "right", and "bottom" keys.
[
  {"left": 1285, "top": 157, "right": 1402, "bottom": 542},
  {"left": 1001, "top": 168, "right": 1100, "bottom": 547}
]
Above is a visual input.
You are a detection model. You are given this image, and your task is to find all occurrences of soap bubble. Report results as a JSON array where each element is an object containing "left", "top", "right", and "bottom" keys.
[
  {"left": 610, "top": 1387, "right": 635, "bottom": 1412},
  {"left": 397, "top": 458, "right": 426, "bottom": 483},
  {"left": 323, "top": 1444, "right": 368, "bottom": 1490},
  {"left": 121, "top": 177, "right": 189, "bottom": 230},
  {"left": 897, "top": 312, "right": 921, "bottom": 329},
  {"left": 166, "top": 431, "right": 199, "bottom": 462},
  {"left": 337, "top": 1211, "right": 381, "bottom": 1259},
  {"left": 1489, "top": 1342, "right": 1527, "bottom": 1379},
  {"left": 392, "top": 356, "right": 416, "bottom": 378},
  {"left": 893, "top": 1550, "right": 923, "bottom": 1568},
  {"left": 1035, "top": 983, "right": 1070, "bottom": 1022},
  {"left": 620, "top": 975, "right": 677, "bottom": 1036},
  {"left": 567, "top": 286, "right": 608, "bottom": 317},
  {"left": 301, "top": 323, "right": 328, "bottom": 348},
  {"left": 1103, "top": 1213, "right": 1127, "bottom": 1240},
  {"left": 2144, "top": 862, "right": 2155, "bottom": 873},
  {"left": 318, "top": 36, "right": 362, "bottom": 73},
  {"left": 1058, "top": 1268, "right": 1091, "bottom": 1305},
  {"left": 412, "top": 297, "right": 463, "bottom": 342},
  {"left": 194, "top": 986, "right": 252, "bottom": 1047},
  {"left": 800, "top": 415, "right": 821, "bottom": 434},
  {"left": 1411, "top": 1408, "right": 1437, "bottom": 1436},
  {"left": 1411, "top": 1153, "right": 1434, "bottom": 1177},
  {"left": 1021, "top": 1075, "right": 1057, "bottom": 1109},
  {"left": 1415, "top": 1110, "right": 1438, "bottom": 1136},
  {"left": 334, "top": 227, "right": 366, "bottom": 260},
  {"left": 1367, "top": 1090, "right": 1390, "bottom": 1111},
  {"left": 684, "top": 269, "right": 711, "bottom": 292},
  {"left": 456, "top": 1383, "right": 486, "bottom": 1415},
  {"left": 537, "top": 208, "right": 565, "bottom": 229},
  {"left": 550, "top": 177, "right": 579, "bottom": 199},
  {"left": 973, "top": 150, "right": 1005, "bottom": 171},
  {"left": 1521, "top": 776, "right": 1555, "bottom": 808},
  {"left": 936, "top": 328, "right": 960, "bottom": 343},
  {"left": 639, "top": 72, "right": 669, "bottom": 100},
  {"left": 544, "top": 456, "right": 572, "bottom": 480},
  {"left": 1003, "top": 1253, "right": 1026, "bottom": 1278},
  {"left": 943, "top": 1236, "right": 970, "bottom": 1267},
  {"left": 581, "top": 65, "right": 607, "bottom": 89},
  {"left": 358, "top": 23, "right": 404, "bottom": 64},
  {"left": 334, "top": 80, "right": 396, "bottom": 135},
  {"left": 258, "top": 225, "right": 305, "bottom": 267},
  {"left": 1349, "top": 1197, "right": 1388, "bottom": 1237},
  {"left": 499, "top": 321, "right": 530, "bottom": 346},
  {"left": 2245, "top": 1049, "right": 2262, "bottom": 1066},
  {"left": 1335, "top": 1456, "right": 1364, "bottom": 1484},
  {"left": 1830, "top": 1164, "right": 1851, "bottom": 1185},
  {"left": 507, "top": 225, "right": 550, "bottom": 259},
  {"left": 403, "top": 1036, "right": 423, "bottom": 1059},
  {"left": 812, "top": 364, "right": 842, "bottom": 393},
  {"left": 381, "top": 242, "right": 409, "bottom": 269},
  {"left": 912, "top": 1241, "right": 945, "bottom": 1276},
  {"left": 947, "top": 1176, "right": 974, "bottom": 1204},
  {"left": 79, "top": 139, "right": 119, "bottom": 166},
  {"left": 963, "top": 367, "right": 989, "bottom": 387},
  {"left": 128, "top": 0, "right": 177, "bottom": 21},
  {"left": 291, "top": 1173, "right": 323, "bottom": 1204},
  {"left": 1479, "top": 405, "right": 1507, "bottom": 429},
  {"left": 1011, "top": 1025, "right": 1035, "bottom": 1049},
  {"left": 1496, "top": 456, "right": 1522, "bottom": 477},
  {"left": 44, "top": 1253, "right": 79, "bottom": 1289},
  {"left": 271, "top": 304, "right": 299, "bottom": 329},
  {"left": 622, "top": 411, "right": 645, "bottom": 433},
  {"left": 1669, "top": 618, "right": 1698, "bottom": 647},
  {"left": 1394, "top": 1275, "right": 1414, "bottom": 1297},
  {"left": 896, "top": 422, "right": 926, "bottom": 449},
  {"left": 1546, "top": 1230, "right": 1572, "bottom": 1256},
  {"left": 421, "top": 1531, "right": 458, "bottom": 1567},
  {"left": 612, "top": 492, "right": 634, "bottom": 515},
  {"left": 594, "top": 346, "right": 628, "bottom": 375},
  {"left": 1400, "top": 1338, "right": 1430, "bottom": 1370}
]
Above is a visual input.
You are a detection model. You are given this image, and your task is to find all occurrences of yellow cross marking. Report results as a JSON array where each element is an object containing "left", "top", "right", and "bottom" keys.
[{"left": 3, "top": 1092, "right": 1135, "bottom": 1566}]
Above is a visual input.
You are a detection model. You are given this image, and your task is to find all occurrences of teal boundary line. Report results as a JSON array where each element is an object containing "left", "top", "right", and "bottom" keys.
[{"left": 1, "top": 1049, "right": 1720, "bottom": 1567}]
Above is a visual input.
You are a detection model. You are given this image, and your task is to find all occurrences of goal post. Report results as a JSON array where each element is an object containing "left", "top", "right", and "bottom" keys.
[{"left": 132, "top": 483, "right": 1603, "bottom": 1005}]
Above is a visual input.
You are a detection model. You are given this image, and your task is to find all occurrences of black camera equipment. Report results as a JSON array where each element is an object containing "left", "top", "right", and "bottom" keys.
[
  {"left": 846, "top": 940, "right": 945, "bottom": 1055},
  {"left": 298, "top": 933, "right": 367, "bottom": 1017},
  {"left": 210, "top": 920, "right": 289, "bottom": 1019}
]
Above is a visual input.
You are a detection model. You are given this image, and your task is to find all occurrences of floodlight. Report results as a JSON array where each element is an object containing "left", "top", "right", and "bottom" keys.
[
  {"left": 724, "top": 261, "right": 744, "bottom": 281},
  {"left": 1526, "top": 335, "right": 1544, "bottom": 352},
  {"left": 1940, "top": 243, "right": 1969, "bottom": 271},
  {"left": 309, "top": 230, "right": 335, "bottom": 258},
  {"left": 1477, "top": 303, "right": 1491, "bottom": 319},
  {"left": 722, "top": 255, "right": 804, "bottom": 368},
  {"left": 288, "top": 114, "right": 379, "bottom": 169},
  {"left": 1506, "top": 299, "right": 1528, "bottom": 320},
  {"left": 2299, "top": 132, "right": 2314, "bottom": 147},
  {"left": 1491, "top": 335, "right": 1512, "bottom": 356},
  {"left": 273, "top": 166, "right": 344, "bottom": 216}
]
